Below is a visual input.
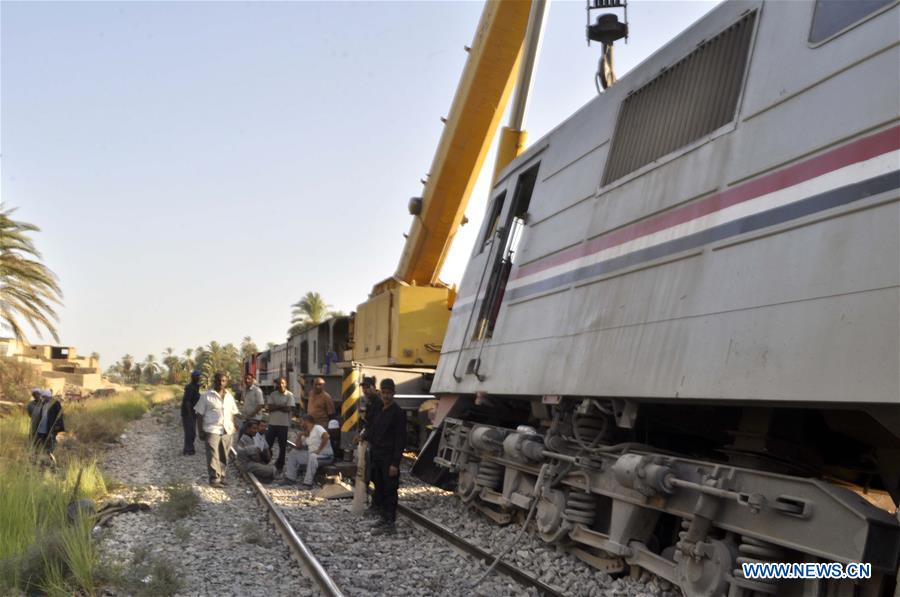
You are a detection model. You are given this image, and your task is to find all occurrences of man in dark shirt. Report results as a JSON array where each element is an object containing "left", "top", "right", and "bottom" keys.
[
  {"left": 27, "top": 388, "right": 42, "bottom": 441},
  {"left": 357, "top": 376, "right": 383, "bottom": 507},
  {"left": 181, "top": 370, "right": 202, "bottom": 455},
  {"left": 364, "top": 378, "right": 406, "bottom": 534},
  {"left": 359, "top": 376, "right": 383, "bottom": 428}
]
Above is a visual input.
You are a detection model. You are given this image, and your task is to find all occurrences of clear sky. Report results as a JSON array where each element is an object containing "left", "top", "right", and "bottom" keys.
[{"left": 2, "top": 0, "right": 719, "bottom": 367}]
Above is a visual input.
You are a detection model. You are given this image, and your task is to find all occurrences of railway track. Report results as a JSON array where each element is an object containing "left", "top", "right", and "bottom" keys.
[{"left": 235, "top": 461, "right": 569, "bottom": 596}]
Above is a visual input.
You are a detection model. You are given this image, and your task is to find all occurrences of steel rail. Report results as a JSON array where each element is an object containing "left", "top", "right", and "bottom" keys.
[
  {"left": 232, "top": 450, "right": 345, "bottom": 597},
  {"left": 396, "top": 503, "right": 566, "bottom": 597}
]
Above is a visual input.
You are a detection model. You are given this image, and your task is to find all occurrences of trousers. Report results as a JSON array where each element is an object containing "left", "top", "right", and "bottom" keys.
[
  {"left": 182, "top": 412, "right": 197, "bottom": 454},
  {"left": 285, "top": 449, "right": 333, "bottom": 485},
  {"left": 371, "top": 455, "right": 400, "bottom": 523},
  {"left": 237, "top": 456, "right": 276, "bottom": 482},
  {"left": 265, "top": 425, "right": 289, "bottom": 470},
  {"left": 204, "top": 432, "right": 233, "bottom": 482}
]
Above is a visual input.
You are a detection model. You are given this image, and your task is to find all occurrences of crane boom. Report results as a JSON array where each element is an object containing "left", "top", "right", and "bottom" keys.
[
  {"left": 352, "top": 0, "right": 544, "bottom": 368},
  {"left": 394, "top": 0, "right": 533, "bottom": 286}
]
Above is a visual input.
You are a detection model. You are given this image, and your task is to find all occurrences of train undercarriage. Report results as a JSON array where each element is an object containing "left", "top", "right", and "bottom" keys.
[{"left": 424, "top": 397, "right": 900, "bottom": 596}]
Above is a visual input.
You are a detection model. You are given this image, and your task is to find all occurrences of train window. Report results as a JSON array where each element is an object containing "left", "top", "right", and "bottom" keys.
[
  {"left": 474, "top": 164, "right": 539, "bottom": 340},
  {"left": 602, "top": 12, "right": 756, "bottom": 185},
  {"left": 809, "top": 0, "right": 894, "bottom": 43},
  {"left": 479, "top": 192, "right": 507, "bottom": 253}
]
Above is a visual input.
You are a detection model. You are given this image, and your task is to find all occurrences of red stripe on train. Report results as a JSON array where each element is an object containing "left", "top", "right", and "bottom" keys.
[{"left": 512, "top": 125, "right": 900, "bottom": 281}]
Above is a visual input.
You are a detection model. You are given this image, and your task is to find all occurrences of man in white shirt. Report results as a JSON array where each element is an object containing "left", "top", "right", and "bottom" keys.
[
  {"left": 254, "top": 417, "right": 270, "bottom": 455},
  {"left": 283, "top": 414, "right": 334, "bottom": 487},
  {"left": 194, "top": 372, "right": 239, "bottom": 488}
]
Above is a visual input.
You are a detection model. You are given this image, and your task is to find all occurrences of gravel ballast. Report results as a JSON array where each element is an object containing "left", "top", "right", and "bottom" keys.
[
  {"left": 97, "top": 400, "right": 679, "bottom": 596},
  {"left": 98, "top": 404, "right": 312, "bottom": 596}
]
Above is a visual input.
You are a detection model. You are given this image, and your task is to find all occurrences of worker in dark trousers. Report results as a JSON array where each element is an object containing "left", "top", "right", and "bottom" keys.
[
  {"left": 367, "top": 378, "right": 406, "bottom": 535},
  {"left": 357, "top": 376, "right": 383, "bottom": 515},
  {"left": 181, "top": 370, "right": 202, "bottom": 455}
]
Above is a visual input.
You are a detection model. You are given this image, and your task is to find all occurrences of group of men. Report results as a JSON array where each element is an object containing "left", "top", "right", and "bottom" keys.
[
  {"left": 178, "top": 369, "right": 407, "bottom": 534},
  {"left": 179, "top": 371, "right": 339, "bottom": 489},
  {"left": 27, "top": 387, "right": 65, "bottom": 454}
]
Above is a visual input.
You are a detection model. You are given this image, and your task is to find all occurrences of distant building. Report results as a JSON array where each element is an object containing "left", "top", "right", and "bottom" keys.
[{"left": 0, "top": 338, "right": 103, "bottom": 395}]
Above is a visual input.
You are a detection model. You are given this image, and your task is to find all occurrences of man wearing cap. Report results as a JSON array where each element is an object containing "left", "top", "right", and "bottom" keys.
[
  {"left": 364, "top": 378, "right": 406, "bottom": 534},
  {"left": 181, "top": 370, "right": 202, "bottom": 455},
  {"left": 27, "top": 389, "right": 43, "bottom": 441},
  {"left": 355, "top": 376, "right": 383, "bottom": 506},
  {"left": 327, "top": 418, "right": 342, "bottom": 459},
  {"left": 194, "top": 372, "right": 239, "bottom": 487},
  {"left": 359, "top": 377, "right": 383, "bottom": 430},
  {"left": 33, "top": 390, "right": 64, "bottom": 453}
]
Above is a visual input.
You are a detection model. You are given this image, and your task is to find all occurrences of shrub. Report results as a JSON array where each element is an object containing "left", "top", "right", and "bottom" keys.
[
  {"left": 157, "top": 484, "right": 199, "bottom": 522},
  {"left": 65, "top": 391, "right": 151, "bottom": 444},
  {"left": 0, "top": 357, "right": 40, "bottom": 404}
]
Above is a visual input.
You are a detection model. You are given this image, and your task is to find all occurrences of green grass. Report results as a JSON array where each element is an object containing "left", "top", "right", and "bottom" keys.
[
  {"left": 0, "top": 458, "right": 103, "bottom": 594},
  {"left": 0, "top": 387, "right": 176, "bottom": 593},
  {"left": 66, "top": 388, "right": 176, "bottom": 444}
]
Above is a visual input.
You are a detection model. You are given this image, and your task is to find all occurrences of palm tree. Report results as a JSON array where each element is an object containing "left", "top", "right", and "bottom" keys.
[
  {"left": 182, "top": 348, "right": 194, "bottom": 372},
  {"left": 200, "top": 341, "right": 241, "bottom": 387},
  {"left": 143, "top": 354, "right": 160, "bottom": 384},
  {"left": 121, "top": 354, "right": 134, "bottom": 382},
  {"left": 240, "top": 336, "right": 258, "bottom": 361},
  {"left": 291, "top": 292, "right": 331, "bottom": 328},
  {"left": 289, "top": 291, "right": 342, "bottom": 336},
  {"left": 0, "top": 207, "right": 63, "bottom": 342},
  {"left": 162, "top": 347, "right": 180, "bottom": 383}
]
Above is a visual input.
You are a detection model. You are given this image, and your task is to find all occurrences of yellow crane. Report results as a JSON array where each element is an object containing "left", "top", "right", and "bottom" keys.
[{"left": 352, "top": 0, "right": 549, "bottom": 368}]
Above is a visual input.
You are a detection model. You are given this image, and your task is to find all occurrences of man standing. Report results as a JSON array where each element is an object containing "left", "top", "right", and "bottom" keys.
[
  {"left": 365, "top": 378, "right": 406, "bottom": 534},
  {"left": 305, "top": 377, "right": 335, "bottom": 428},
  {"left": 283, "top": 414, "right": 334, "bottom": 487},
  {"left": 194, "top": 372, "right": 238, "bottom": 488},
  {"left": 359, "top": 377, "right": 383, "bottom": 430},
  {"left": 356, "top": 376, "right": 383, "bottom": 507},
  {"left": 265, "top": 376, "right": 295, "bottom": 474},
  {"left": 33, "top": 390, "right": 64, "bottom": 453},
  {"left": 241, "top": 374, "right": 264, "bottom": 419},
  {"left": 27, "top": 389, "right": 42, "bottom": 442},
  {"left": 181, "top": 370, "right": 202, "bottom": 455}
]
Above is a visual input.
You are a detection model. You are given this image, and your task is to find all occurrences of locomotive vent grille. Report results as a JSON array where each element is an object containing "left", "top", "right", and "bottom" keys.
[{"left": 602, "top": 11, "right": 756, "bottom": 185}]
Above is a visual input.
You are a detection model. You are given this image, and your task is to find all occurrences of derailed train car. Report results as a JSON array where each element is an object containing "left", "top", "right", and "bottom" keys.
[{"left": 423, "top": 1, "right": 900, "bottom": 595}]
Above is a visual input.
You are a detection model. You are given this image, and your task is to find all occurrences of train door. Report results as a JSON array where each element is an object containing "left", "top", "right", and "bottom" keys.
[{"left": 474, "top": 164, "right": 539, "bottom": 340}]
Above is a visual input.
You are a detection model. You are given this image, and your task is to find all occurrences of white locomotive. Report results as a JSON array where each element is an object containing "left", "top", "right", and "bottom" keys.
[{"left": 424, "top": 1, "right": 900, "bottom": 595}]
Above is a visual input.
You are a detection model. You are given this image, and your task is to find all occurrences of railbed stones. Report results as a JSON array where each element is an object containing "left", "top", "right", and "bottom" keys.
[
  {"left": 268, "top": 485, "right": 532, "bottom": 596},
  {"left": 97, "top": 406, "right": 309, "bottom": 596},
  {"left": 397, "top": 478, "right": 679, "bottom": 597}
]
